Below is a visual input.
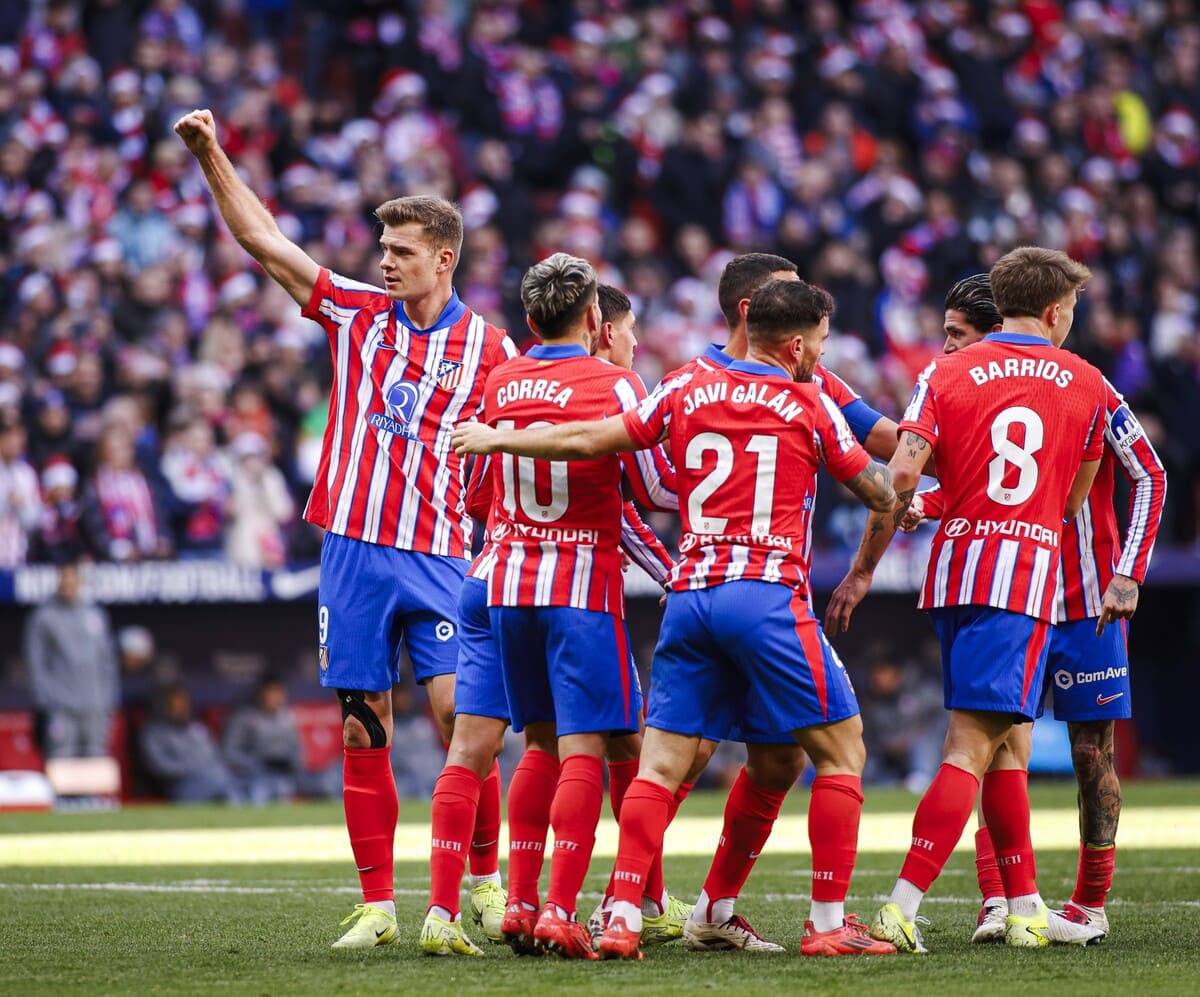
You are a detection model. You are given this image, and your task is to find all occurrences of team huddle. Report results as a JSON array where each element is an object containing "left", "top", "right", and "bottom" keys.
[{"left": 175, "top": 107, "right": 1166, "bottom": 962}]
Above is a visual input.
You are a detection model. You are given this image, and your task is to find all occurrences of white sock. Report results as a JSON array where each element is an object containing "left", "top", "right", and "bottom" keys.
[
  {"left": 810, "top": 900, "right": 844, "bottom": 933},
  {"left": 468, "top": 871, "right": 501, "bottom": 889},
  {"left": 691, "top": 889, "right": 735, "bottom": 924},
  {"left": 428, "top": 904, "right": 456, "bottom": 921},
  {"left": 610, "top": 899, "right": 643, "bottom": 933},
  {"left": 1009, "top": 892, "right": 1043, "bottom": 917},
  {"left": 367, "top": 900, "right": 396, "bottom": 917},
  {"left": 641, "top": 893, "right": 665, "bottom": 917},
  {"left": 890, "top": 879, "right": 925, "bottom": 921}
]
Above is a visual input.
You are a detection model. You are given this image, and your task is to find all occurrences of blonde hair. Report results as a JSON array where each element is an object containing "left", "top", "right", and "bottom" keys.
[
  {"left": 374, "top": 195, "right": 464, "bottom": 259},
  {"left": 520, "top": 253, "right": 597, "bottom": 339},
  {"left": 990, "top": 246, "right": 1091, "bottom": 318}
]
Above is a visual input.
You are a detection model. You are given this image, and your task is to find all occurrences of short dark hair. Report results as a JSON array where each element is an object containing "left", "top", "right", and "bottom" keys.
[
  {"left": 520, "top": 253, "right": 598, "bottom": 340},
  {"left": 746, "top": 279, "right": 835, "bottom": 345},
  {"left": 990, "top": 246, "right": 1091, "bottom": 318},
  {"left": 717, "top": 253, "right": 798, "bottom": 328},
  {"left": 597, "top": 284, "right": 631, "bottom": 325},
  {"left": 944, "top": 274, "right": 1002, "bottom": 332}
]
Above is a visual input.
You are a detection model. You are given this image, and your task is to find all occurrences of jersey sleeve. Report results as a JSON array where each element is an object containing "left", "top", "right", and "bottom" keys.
[
  {"left": 818, "top": 365, "right": 884, "bottom": 444},
  {"left": 464, "top": 454, "right": 494, "bottom": 524},
  {"left": 613, "top": 373, "right": 678, "bottom": 511},
  {"left": 1103, "top": 380, "right": 1167, "bottom": 583},
  {"left": 619, "top": 500, "right": 674, "bottom": 586},
  {"left": 301, "top": 267, "right": 387, "bottom": 341},
  {"left": 897, "top": 359, "right": 940, "bottom": 448},
  {"left": 917, "top": 485, "right": 945, "bottom": 520},
  {"left": 815, "top": 393, "right": 871, "bottom": 483}
]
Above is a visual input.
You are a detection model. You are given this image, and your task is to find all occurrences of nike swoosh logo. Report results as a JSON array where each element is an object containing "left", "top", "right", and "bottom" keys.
[
  {"left": 747, "top": 851, "right": 762, "bottom": 859},
  {"left": 1096, "top": 693, "right": 1124, "bottom": 706},
  {"left": 471, "top": 839, "right": 499, "bottom": 849},
  {"left": 375, "top": 929, "right": 389, "bottom": 938},
  {"left": 270, "top": 565, "right": 323, "bottom": 600}
]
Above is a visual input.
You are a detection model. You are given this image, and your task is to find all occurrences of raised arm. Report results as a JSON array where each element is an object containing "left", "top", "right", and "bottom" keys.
[
  {"left": 175, "top": 109, "right": 320, "bottom": 307},
  {"left": 452, "top": 414, "right": 637, "bottom": 461},
  {"left": 825, "top": 430, "right": 931, "bottom": 635}
]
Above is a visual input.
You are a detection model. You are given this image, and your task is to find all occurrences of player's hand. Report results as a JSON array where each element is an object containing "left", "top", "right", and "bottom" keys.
[
  {"left": 1096, "top": 573, "right": 1139, "bottom": 636},
  {"left": 825, "top": 568, "right": 872, "bottom": 636},
  {"left": 174, "top": 108, "right": 218, "bottom": 156},
  {"left": 898, "top": 493, "right": 926, "bottom": 533},
  {"left": 452, "top": 422, "right": 501, "bottom": 456}
]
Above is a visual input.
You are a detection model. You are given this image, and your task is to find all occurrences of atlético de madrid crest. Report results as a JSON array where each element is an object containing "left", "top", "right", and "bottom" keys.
[{"left": 436, "top": 359, "right": 463, "bottom": 390}]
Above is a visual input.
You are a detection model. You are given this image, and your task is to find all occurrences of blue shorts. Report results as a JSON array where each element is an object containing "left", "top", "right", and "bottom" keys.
[
  {"left": 453, "top": 577, "right": 509, "bottom": 721},
  {"left": 648, "top": 581, "right": 858, "bottom": 740},
  {"left": 1045, "top": 618, "right": 1132, "bottom": 722},
  {"left": 317, "top": 532, "right": 465, "bottom": 692},
  {"left": 490, "top": 606, "right": 641, "bottom": 736},
  {"left": 928, "top": 606, "right": 1051, "bottom": 721}
]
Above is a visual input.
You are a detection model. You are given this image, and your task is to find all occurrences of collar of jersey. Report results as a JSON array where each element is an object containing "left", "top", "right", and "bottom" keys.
[
  {"left": 527, "top": 343, "right": 589, "bottom": 359},
  {"left": 726, "top": 358, "right": 791, "bottom": 380},
  {"left": 703, "top": 343, "right": 734, "bottom": 366},
  {"left": 394, "top": 289, "right": 466, "bottom": 334},
  {"left": 983, "top": 331, "right": 1055, "bottom": 347}
]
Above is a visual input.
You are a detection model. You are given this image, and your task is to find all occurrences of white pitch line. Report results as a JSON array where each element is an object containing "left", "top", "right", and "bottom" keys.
[{"left": 1, "top": 808, "right": 1197, "bottom": 868}]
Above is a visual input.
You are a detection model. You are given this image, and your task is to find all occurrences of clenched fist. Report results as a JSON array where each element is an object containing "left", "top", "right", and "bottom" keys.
[{"left": 174, "top": 108, "right": 218, "bottom": 156}]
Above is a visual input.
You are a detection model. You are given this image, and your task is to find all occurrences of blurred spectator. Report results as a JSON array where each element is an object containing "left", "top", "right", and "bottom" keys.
[
  {"left": 160, "top": 411, "right": 229, "bottom": 558},
  {"left": 139, "top": 682, "right": 236, "bottom": 803},
  {"left": 859, "top": 644, "right": 947, "bottom": 793},
  {"left": 22, "top": 561, "right": 118, "bottom": 759},
  {"left": 31, "top": 456, "right": 84, "bottom": 563},
  {"left": 222, "top": 675, "right": 340, "bottom": 803},
  {"left": 224, "top": 431, "right": 292, "bottom": 569},
  {"left": 0, "top": 411, "right": 42, "bottom": 568},
  {"left": 81, "top": 422, "right": 170, "bottom": 561}
]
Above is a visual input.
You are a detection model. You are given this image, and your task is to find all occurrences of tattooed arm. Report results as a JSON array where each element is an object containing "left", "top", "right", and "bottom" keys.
[
  {"left": 825, "top": 430, "right": 932, "bottom": 635},
  {"left": 842, "top": 459, "right": 896, "bottom": 513},
  {"left": 1095, "top": 573, "right": 1139, "bottom": 636}
]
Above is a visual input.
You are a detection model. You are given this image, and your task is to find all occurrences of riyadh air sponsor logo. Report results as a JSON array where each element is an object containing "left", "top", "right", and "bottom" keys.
[
  {"left": 1058, "top": 666, "right": 1128, "bottom": 691},
  {"left": 944, "top": 518, "right": 971, "bottom": 538},
  {"left": 1096, "top": 692, "right": 1125, "bottom": 706},
  {"left": 1110, "top": 404, "right": 1144, "bottom": 451},
  {"left": 370, "top": 379, "right": 421, "bottom": 437}
]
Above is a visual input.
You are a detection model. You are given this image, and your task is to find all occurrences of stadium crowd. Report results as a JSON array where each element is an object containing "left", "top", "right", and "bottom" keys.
[{"left": 1, "top": 0, "right": 1198, "bottom": 570}]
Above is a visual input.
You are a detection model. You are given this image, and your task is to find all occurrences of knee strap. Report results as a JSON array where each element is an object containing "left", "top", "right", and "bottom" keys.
[{"left": 337, "top": 689, "right": 388, "bottom": 749}]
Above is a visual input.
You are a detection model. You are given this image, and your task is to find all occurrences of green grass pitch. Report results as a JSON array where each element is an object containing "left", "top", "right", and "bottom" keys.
[{"left": 1, "top": 780, "right": 1198, "bottom": 995}]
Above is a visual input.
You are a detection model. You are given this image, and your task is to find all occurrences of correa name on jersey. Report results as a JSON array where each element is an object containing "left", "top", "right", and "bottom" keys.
[
  {"left": 484, "top": 346, "right": 676, "bottom": 615},
  {"left": 301, "top": 268, "right": 516, "bottom": 558}
]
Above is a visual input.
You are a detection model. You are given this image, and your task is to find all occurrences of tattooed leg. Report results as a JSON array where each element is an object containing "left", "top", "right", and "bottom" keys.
[{"left": 1069, "top": 720, "right": 1120, "bottom": 846}]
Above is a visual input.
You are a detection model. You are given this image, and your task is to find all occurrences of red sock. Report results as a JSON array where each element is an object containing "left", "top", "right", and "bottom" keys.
[
  {"left": 981, "top": 769, "right": 1037, "bottom": 898},
  {"left": 469, "top": 760, "right": 501, "bottom": 877},
  {"left": 809, "top": 774, "right": 863, "bottom": 902},
  {"left": 429, "top": 765, "right": 482, "bottom": 914},
  {"left": 975, "top": 826, "right": 1005, "bottom": 902},
  {"left": 546, "top": 754, "right": 604, "bottom": 915},
  {"left": 642, "top": 780, "right": 692, "bottom": 908},
  {"left": 1072, "top": 843, "right": 1116, "bottom": 907},
  {"left": 343, "top": 747, "right": 398, "bottom": 903},
  {"left": 899, "top": 763, "right": 979, "bottom": 891},
  {"left": 607, "top": 759, "right": 639, "bottom": 818},
  {"left": 603, "top": 759, "right": 641, "bottom": 898},
  {"left": 701, "top": 767, "right": 788, "bottom": 903},
  {"left": 610, "top": 778, "right": 676, "bottom": 907},
  {"left": 506, "top": 749, "right": 559, "bottom": 908}
]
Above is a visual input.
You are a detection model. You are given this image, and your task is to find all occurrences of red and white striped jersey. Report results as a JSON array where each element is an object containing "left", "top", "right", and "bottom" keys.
[
  {"left": 900, "top": 333, "right": 1106, "bottom": 623},
  {"left": 624, "top": 357, "right": 870, "bottom": 593},
  {"left": 484, "top": 344, "right": 676, "bottom": 615},
  {"left": 914, "top": 378, "right": 1166, "bottom": 622},
  {"left": 302, "top": 268, "right": 516, "bottom": 558},
  {"left": 465, "top": 456, "right": 673, "bottom": 588}
]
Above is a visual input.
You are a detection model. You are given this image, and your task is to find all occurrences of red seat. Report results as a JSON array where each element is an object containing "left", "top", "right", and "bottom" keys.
[
  {"left": 293, "top": 701, "right": 344, "bottom": 772},
  {"left": 0, "top": 710, "right": 42, "bottom": 771}
]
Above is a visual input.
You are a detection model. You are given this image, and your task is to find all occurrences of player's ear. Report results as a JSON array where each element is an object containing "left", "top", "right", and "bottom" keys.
[
  {"left": 600, "top": 321, "right": 614, "bottom": 348},
  {"left": 525, "top": 315, "right": 540, "bottom": 338},
  {"left": 436, "top": 247, "right": 455, "bottom": 273},
  {"left": 739, "top": 296, "right": 752, "bottom": 323}
]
